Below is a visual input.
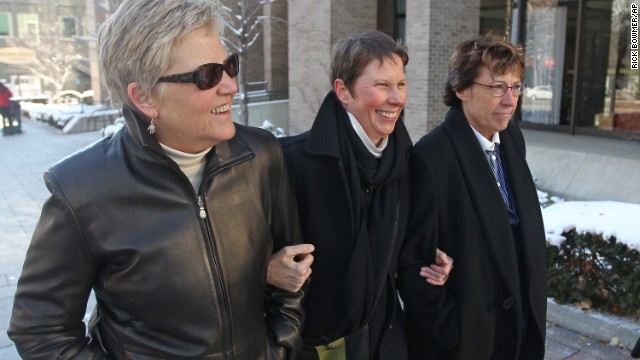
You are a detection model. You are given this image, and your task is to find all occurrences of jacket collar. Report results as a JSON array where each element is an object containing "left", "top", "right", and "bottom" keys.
[
  {"left": 204, "top": 126, "right": 255, "bottom": 176},
  {"left": 123, "top": 107, "right": 165, "bottom": 154},
  {"left": 304, "top": 92, "right": 345, "bottom": 157},
  {"left": 305, "top": 91, "right": 411, "bottom": 158},
  {"left": 121, "top": 107, "right": 254, "bottom": 174}
]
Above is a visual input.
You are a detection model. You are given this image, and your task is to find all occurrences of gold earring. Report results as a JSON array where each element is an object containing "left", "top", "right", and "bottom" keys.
[{"left": 147, "top": 118, "right": 156, "bottom": 135}]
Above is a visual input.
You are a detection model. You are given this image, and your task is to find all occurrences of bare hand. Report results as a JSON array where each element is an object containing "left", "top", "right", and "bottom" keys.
[
  {"left": 267, "top": 244, "right": 314, "bottom": 292},
  {"left": 419, "top": 248, "right": 454, "bottom": 286}
]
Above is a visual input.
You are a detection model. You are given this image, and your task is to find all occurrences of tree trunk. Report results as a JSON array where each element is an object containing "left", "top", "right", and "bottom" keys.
[{"left": 238, "top": 51, "right": 249, "bottom": 126}]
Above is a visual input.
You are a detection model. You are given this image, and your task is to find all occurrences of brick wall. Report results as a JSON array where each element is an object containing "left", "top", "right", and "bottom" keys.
[
  {"left": 288, "top": 0, "right": 377, "bottom": 135},
  {"left": 404, "top": 0, "right": 479, "bottom": 142},
  {"left": 264, "top": 1, "right": 289, "bottom": 94},
  {"left": 288, "top": 0, "right": 332, "bottom": 134},
  {"left": 288, "top": 0, "right": 480, "bottom": 138}
]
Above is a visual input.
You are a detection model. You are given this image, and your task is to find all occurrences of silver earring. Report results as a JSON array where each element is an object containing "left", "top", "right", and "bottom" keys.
[{"left": 147, "top": 118, "right": 156, "bottom": 135}]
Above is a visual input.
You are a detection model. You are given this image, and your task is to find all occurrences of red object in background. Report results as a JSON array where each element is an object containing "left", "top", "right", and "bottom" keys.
[
  {"left": 613, "top": 112, "right": 640, "bottom": 132},
  {"left": 0, "top": 84, "right": 13, "bottom": 107},
  {"left": 544, "top": 58, "right": 556, "bottom": 68}
]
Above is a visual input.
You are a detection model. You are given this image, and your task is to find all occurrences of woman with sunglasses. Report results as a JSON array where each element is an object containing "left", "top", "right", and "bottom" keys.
[{"left": 8, "top": 0, "right": 304, "bottom": 359}]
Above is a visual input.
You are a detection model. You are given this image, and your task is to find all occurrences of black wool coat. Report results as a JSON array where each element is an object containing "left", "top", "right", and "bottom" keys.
[
  {"left": 280, "top": 92, "right": 411, "bottom": 359},
  {"left": 398, "top": 107, "right": 547, "bottom": 360}
]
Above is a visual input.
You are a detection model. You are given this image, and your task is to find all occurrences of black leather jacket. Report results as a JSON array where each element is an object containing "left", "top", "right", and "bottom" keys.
[{"left": 8, "top": 108, "right": 305, "bottom": 359}]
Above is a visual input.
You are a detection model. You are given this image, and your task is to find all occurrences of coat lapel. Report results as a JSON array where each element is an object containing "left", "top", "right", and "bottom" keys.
[
  {"left": 499, "top": 125, "right": 546, "bottom": 294},
  {"left": 305, "top": 92, "right": 346, "bottom": 158},
  {"left": 303, "top": 92, "right": 357, "bottom": 238}
]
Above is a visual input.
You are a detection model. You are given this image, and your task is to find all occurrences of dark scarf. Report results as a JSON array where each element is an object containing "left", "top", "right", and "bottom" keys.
[{"left": 334, "top": 104, "right": 412, "bottom": 336}]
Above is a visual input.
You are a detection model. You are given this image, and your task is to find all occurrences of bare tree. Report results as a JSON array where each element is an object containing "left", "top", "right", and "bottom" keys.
[
  {"left": 13, "top": 0, "right": 124, "bottom": 102},
  {"left": 295, "top": 59, "right": 329, "bottom": 117},
  {"left": 94, "top": 0, "right": 124, "bottom": 13},
  {"left": 85, "top": 0, "right": 125, "bottom": 105},
  {"left": 9, "top": 21, "right": 85, "bottom": 99},
  {"left": 221, "top": 0, "right": 286, "bottom": 125}
]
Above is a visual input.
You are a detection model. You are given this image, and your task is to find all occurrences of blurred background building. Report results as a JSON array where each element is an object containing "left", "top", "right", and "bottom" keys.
[
  {"left": 0, "top": 0, "right": 637, "bottom": 141},
  {"left": 289, "top": 0, "right": 639, "bottom": 141},
  {"left": 0, "top": 0, "right": 90, "bottom": 100}
]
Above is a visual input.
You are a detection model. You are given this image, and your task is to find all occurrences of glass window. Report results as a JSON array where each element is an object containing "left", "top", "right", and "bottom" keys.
[
  {"left": 521, "top": 0, "right": 640, "bottom": 135},
  {"left": 395, "top": 0, "right": 406, "bottom": 42},
  {"left": 17, "top": 13, "right": 39, "bottom": 42},
  {"left": 61, "top": 17, "right": 77, "bottom": 37},
  {"left": 480, "top": 0, "right": 514, "bottom": 37},
  {"left": 587, "top": 0, "right": 640, "bottom": 134},
  {"left": 521, "top": 0, "right": 578, "bottom": 127},
  {"left": 0, "top": 12, "right": 11, "bottom": 36}
]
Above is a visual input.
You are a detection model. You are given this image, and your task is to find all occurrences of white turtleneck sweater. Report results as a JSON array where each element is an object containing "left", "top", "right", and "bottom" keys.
[{"left": 160, "top": 143, "right": 211, "bottom": 191}]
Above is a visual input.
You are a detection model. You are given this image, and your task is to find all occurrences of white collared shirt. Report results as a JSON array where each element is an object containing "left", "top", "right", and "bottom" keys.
[
  {"left": 347, "top": 112, "right": 388, "bottom": 158},
  {"left": 470, "top": 125, "right": 501, "bottom": 151}
]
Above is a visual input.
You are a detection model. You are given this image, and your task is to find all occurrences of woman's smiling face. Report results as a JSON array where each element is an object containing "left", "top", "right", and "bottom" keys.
[
  {"left": 153, "top": 26, "right": 238, "bottom": 153},
  {"left": 338, "top": 54, "right": 407, "bottom": 146}
]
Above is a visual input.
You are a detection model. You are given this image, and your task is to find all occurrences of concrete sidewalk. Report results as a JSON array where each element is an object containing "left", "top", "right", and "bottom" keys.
[
  {"left": 0, "top": 117, "right": 101, "bottom": 359},
  {"left": 0, "top": 117, "right": 637, "bottom": 359},
  {"left": 524, "top": 128, "right": 640, "bottom": 204}
]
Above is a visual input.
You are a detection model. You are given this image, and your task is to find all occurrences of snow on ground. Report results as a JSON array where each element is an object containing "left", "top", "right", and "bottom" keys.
[
  {"left": 540, "top": 193, "right": 640, "bottom": 251},
  {"left": 541, "top": 192, "right": 640, "bottom": 340}
]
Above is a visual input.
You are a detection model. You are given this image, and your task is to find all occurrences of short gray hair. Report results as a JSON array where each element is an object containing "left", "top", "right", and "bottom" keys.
[{"left": 97, "top": 0, "right": 230, "bottom": 110}]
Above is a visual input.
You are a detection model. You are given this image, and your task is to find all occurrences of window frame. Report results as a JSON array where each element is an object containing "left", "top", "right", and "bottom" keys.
[{"left": 0, "top": 12, "right": 13, "bottom": 37}]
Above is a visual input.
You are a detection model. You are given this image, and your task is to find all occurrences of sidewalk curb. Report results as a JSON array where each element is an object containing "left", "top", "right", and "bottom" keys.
[{"left": 547, "top": 298, "right": 640, "bottom": 351}]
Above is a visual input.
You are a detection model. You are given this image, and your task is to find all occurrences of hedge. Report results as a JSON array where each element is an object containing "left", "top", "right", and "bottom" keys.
[{"left": 547, "top": 229, "right": 640, "bottom": 317}]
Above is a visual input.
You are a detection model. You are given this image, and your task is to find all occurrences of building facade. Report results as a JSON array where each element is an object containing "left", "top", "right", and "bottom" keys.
[
  {"left": 0, "top": 0, "right": 91, "bottom": 99},
  {"left": 288, "top": 0, "right": 640, "bottom": 142},
  {"left": 0, "top": 0, "right": 288, "bottom": 106},
  {"left": 1, "top": 0, "right": 637, "bottom": 142},
  {"left": 515, "top": 0, "right": 639, "bottom": 138}
]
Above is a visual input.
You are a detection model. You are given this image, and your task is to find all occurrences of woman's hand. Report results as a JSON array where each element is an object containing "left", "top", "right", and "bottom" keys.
[
  {"left": 419, "top": 248, "right": 454, "bottom": 286},
  {"left": 267, "top": 244, "right": 315, "bottom": 292}
]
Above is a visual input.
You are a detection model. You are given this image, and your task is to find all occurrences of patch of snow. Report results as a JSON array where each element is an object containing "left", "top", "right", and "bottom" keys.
[{"left": 542, "top": 200, "right": 640, "bottom": 251}]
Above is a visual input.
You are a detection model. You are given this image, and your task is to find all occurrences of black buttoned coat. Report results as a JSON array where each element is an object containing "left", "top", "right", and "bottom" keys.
[{"left": 398, "top": 107, "right": 547, "bottom": 360}]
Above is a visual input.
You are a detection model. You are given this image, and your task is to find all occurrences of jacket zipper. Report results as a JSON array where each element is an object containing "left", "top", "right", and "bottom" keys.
[
  {"left": 197, "top": 193, "right": 233, "bottom": 359},
  {"left": 145, "top": 145, "right": 251, "bottom": 359},
  {"left": 154, "top": 159, "right": 234, "bottom": 358},
  {"left": 197, "top": 161, "right": 252, "bottom": 360},
  {"left": 197, "top": 196, "right": 207, "bottom": 219}
]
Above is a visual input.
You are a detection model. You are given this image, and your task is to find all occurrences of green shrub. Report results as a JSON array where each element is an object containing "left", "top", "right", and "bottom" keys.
[{"left": 547, "top": 229, "right": 640, "bottom": 317}]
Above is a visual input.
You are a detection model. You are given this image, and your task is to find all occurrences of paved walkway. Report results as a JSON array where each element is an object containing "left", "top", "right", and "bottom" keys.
[
  {"left": 0, "top": 117, "right": 635, "bottom": 359},
  {"left": 0, "top": 117, "right": 100, "bottom": 359}
]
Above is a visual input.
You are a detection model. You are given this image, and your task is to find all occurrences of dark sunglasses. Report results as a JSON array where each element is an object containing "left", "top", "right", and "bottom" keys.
[{"left": 157, "top": 53, "right": 239, "bottom": 90}]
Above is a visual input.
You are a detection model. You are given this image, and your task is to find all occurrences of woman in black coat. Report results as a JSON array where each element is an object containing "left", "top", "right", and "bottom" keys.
[
  {"left": 632, "top": 337, "right": 640, "bottom": 358},
  {"left": 398, "top": 35, "right": 548, "bottom": 360},
  {"left": 278, "top": 31, "right": 452, "bottom": 360}
]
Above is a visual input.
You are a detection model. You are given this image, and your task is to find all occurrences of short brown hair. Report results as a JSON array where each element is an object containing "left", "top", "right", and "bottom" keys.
[
  {"left": 443, "top": 35, "right": 524, "bottom": 108},
  {"left": 330, "top": 30, "right": 408, "bottom": 96}
]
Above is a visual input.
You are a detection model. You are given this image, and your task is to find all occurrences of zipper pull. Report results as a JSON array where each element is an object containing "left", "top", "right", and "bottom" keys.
[{"left": 197, "top": 196, "right": 207, "bottom": 219}]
